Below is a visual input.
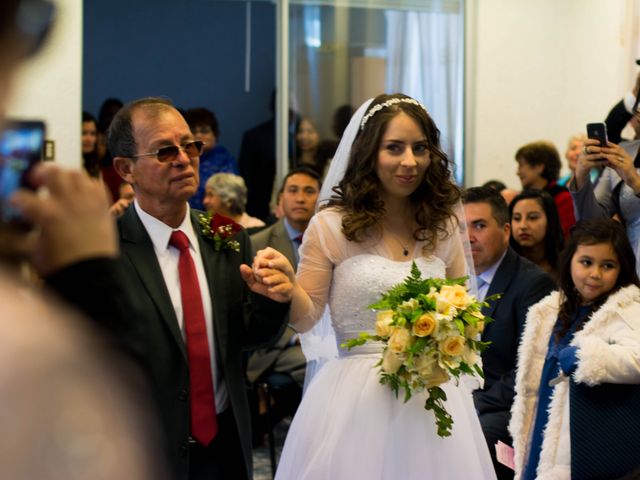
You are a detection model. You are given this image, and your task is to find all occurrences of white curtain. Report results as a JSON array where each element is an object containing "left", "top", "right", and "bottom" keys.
[{"left": 385, "top": 7, "right": 465, "bottom": 183}]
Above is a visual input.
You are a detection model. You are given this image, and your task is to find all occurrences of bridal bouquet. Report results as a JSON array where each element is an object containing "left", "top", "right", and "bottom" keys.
[{"left": 343, "top": 262, "right": 494, "bottom": 437}]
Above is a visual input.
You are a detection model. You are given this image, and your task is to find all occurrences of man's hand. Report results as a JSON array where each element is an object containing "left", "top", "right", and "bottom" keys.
[
  {"left": 240, "top": 247, "right": 294, "bottom": 303},
  {"left": 10, "top": 164, "right": 118, "bottom": 275}
]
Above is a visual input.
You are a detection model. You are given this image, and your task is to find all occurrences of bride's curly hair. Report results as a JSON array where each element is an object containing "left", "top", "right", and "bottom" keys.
[{"left": 326, "top": 93, "right": 461, "bottom": 250}]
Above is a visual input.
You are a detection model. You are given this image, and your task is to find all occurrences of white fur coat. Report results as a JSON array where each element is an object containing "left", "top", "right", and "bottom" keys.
[{"left": 509, "top": 285, "right": 640, "bottom": 480}]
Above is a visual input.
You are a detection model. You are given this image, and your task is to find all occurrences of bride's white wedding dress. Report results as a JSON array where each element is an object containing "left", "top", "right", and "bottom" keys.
[{"left": 275, "top": 209, "right": 496, "bottom": 480}]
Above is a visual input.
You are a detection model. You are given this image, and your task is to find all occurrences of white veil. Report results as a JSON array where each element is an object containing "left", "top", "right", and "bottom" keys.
[
  {"left": 299, "top": 99, "right": 374, "bottom": 392},
  {"left": 299, "top": 96, "right": 479, "bottom": 393}
]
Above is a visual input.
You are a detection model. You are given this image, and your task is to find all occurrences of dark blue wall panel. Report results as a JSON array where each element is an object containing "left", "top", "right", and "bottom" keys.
[{"left": 83, "top": 0, "right": 276, "bottom": 158}]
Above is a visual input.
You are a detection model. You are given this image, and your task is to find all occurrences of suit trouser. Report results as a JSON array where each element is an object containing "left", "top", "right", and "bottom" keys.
[{"left": 188, "top": 408, "right": 248, "bottom": 480}]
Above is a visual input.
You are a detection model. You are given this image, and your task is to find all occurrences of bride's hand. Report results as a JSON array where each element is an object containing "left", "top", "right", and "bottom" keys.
[{"left": 240, "top": 247, "right": 295, "bottom": 303}]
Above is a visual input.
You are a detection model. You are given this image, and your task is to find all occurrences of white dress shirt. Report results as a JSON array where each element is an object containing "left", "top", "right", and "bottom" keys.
[{"left": 134, "top": 200, "right": 229, "bottom": 412}]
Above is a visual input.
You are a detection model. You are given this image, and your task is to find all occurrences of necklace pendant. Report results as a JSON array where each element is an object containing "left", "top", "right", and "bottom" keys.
[{"left": 403, "top": 248, "right": 409, "bottom": 256}]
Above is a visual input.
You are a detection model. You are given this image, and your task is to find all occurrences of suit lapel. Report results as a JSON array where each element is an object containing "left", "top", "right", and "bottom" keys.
[
  {"left": 120, "top": 207, "right": 187, "bottom": 360},
  {"left": 482, "top": 248, "right": 519, "bottom": 323}
]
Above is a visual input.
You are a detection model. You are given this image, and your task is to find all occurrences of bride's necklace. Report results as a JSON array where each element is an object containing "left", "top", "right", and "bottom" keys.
[{"left": 383, "top": 226, "right": 412, "bottom": 257}]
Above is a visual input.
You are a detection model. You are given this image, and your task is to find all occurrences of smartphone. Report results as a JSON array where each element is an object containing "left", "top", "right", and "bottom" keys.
[
  {"left": 586, "top": 122, "right": 608, "bottom": 147},
  {"left": 0, "top": 120, "right": 45, "bottom": 225}
]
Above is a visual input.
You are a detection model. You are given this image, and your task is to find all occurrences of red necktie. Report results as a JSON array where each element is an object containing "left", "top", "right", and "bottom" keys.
[{"left": 169, "top": 230, "right": 217, "bottom": 445}]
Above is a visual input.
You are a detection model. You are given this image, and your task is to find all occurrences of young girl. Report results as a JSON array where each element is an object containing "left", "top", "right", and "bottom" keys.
[{"left": 510, "top": 219, "right": 640, "bottom": 479}]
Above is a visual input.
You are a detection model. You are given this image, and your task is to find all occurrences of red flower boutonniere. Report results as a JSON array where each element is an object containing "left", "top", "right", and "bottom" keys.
[{"left": 198, "top": 212, "right": 242, "bottom": 253}]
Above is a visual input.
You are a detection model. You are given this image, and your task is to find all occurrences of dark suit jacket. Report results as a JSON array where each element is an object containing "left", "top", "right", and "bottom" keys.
[
  {"left": 246, "top": 219, "right": 305, "bottom": 384},
  {"left": 117, "top": 206, "right": 289, "bottom": 480},
  {"left": 473, "top": 247, "right": 555, "bottom": 414}
]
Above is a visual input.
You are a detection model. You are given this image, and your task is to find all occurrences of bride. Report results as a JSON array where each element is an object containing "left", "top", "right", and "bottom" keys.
[{"left": 274, "top": 93, "right": 496, "bottom": 479}]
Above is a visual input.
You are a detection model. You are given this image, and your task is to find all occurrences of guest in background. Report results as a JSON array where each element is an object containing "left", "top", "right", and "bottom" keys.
[
  {"left": 246, "top": 166, "right": 321, "bottom": 444},
  {"left": 203, "top": 172, "right": 265, "bottom": 232},
  {"left": 109, "top": 182, "right": 135, "bottom": 217},
  {"left": 184, "top": 107, "right": 239, "bottom": 211},
  {"left": 81, "top": 111, "right": 100, "bottom": 178},
  {"left": 482, "top": 179, "right": 519, "bottom": 207},
  {"left": 509, "top": 189, "right": 564, "bottom": 281},
  {"left": 247, "top": 166, "right": 321, "bottom": 386},
  {"left": 510, "top": 219, "right": 640, "bottom": 479},
  {"left": 558, "top": 134, "right": 590, "bottom": 187},
  {"left": 294, "top": 117, "right": 336, "bottom": 178},
  {"left": 515, "top": 141, "right": 575, "bottom": 237},
  {"left": 97, "top": 97, "right": 124, "bottom": 202}
]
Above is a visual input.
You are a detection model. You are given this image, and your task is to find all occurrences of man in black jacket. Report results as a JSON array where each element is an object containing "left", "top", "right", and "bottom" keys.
[{"left": 463, "top": 186, "right": 555, "bottom": 480}]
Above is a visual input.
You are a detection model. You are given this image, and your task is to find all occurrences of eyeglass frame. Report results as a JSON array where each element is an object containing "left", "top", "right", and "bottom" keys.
[{"left": 129, "top": 140, "right": 205, "bottom": 162}]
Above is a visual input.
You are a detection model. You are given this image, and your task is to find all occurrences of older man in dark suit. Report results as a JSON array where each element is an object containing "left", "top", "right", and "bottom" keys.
[
  {"left": 110, "top": 97, "right": 294, "bottom": 480},
  {"left": 463, "top": 186, "right": 555, "bottom": 480}
]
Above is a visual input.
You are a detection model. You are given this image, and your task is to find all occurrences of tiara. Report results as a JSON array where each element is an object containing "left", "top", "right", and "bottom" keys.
[{"left": 359, "top": 97, "right": 428, "bottom": 130}]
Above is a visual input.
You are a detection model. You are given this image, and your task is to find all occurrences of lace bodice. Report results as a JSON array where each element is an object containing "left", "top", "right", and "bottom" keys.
[
  {"left": 330, "top": 254, "right": 445, "bottom": 342},
  {"left": 292, "top": 208, "right": 467, "bottom": 332}
]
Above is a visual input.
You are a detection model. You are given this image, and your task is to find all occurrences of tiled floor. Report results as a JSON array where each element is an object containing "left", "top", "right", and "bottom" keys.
[{"left": 252, "top": 417, "right": 291, "bottom": 480}]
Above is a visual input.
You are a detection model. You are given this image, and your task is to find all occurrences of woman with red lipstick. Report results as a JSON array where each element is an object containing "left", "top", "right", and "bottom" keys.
[
  {"left": 509, "top": 189, "right": 564, "bottom": 281},
  {"left": 274, "top": 94, "right": 496, "bottom": 479}
]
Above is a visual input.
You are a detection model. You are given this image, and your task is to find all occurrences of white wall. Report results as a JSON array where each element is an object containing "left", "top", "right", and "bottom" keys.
[
  {"left": 466, "top": 0, "right": 636, "bottom": 188},
  {"left": 7, "top": 0, "right": 82, "bottom": 168}
]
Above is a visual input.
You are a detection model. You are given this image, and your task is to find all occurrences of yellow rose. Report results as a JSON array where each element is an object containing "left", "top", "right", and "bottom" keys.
[
  {"left": 439, "top": 284, "right": 471, "bottom": 309},
  {"left": 439, "top": 335, "right": 466, "bottom": 356},
  {"left": 375, "top": 310, "right": 395, "bottom": 337},
  {"left": 424, "top": 364, "right": 450, "bottom": 388},
  {"left": 388, "top": 327, "right": 415, "bottom": 354},
  {"left": 412, "top": 312, "right": 437, "bottom": 337},
  {"left": 464, "top": 320, "right": 485, "bottom": 338},
  {"left": 381, "top": 350, "right": 404, "bottom": 374}
]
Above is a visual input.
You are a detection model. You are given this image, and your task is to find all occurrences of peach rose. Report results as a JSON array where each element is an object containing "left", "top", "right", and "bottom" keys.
[
  {"left": 438, "top": 284, "right": 471, "bottom": 309},
  {"left": 381, "top": 350, "right": 404, "bottom": 374},
  {"left": 388, "top": 327, "right": 415, "bottom": 354},
  {"left": 375, "top": 310, "right": 395, "bottom": 337},
  {"left": 412, "top": 312, "right": 437, "bottom": 337},
  {"left": 439, "top": 335, "right": 466, "bottom": 356}
]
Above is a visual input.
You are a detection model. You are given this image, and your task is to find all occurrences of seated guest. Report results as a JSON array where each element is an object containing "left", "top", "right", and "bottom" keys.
[
  {"left": 558, "top": 134, "right": 591, "bottom": 187},
  {"left": 515, "top": 141, "right": 575, "bottom": 237},
  {"left": 203, "top": 172, "right": 265, "bottom": 231},
  {"left": 509, "top": 189, "right": 564, "bottom": 281},
  {"left": 463, "top": 187, "right": 555, "bottom": 480},
  {"left": 482, "top": 179, "right": 519, "bottom": 207},
  {"left": 246, "top": 166, "right": 321, "bottom": 443},
  {"left": 184, "top": 107, "right": 239, "bottom": 211},
  {"left": 246, "top": 166, "right": 321, "bottom": 387}
]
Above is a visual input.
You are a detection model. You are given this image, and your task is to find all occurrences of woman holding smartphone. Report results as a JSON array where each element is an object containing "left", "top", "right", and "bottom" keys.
[{"left": 569, "top": 132, "right": 640, "bottom": 277}]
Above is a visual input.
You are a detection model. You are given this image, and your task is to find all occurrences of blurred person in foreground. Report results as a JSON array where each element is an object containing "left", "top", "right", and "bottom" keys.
[{"left": 0, "top": 1, "right": 164, "bottom": 478}]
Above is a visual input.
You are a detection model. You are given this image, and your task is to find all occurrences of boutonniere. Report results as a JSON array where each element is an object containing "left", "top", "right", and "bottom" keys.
[{"left": 198, "top": 212, "right": 242, "bottom": 253}]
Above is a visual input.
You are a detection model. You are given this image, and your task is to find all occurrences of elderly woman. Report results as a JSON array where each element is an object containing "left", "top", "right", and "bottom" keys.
[{"left": 202, "top": 172, "right": 265, "bottom": 230}]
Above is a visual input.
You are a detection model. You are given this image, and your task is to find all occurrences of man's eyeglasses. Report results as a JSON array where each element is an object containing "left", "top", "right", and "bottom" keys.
[{"left": 131, "top": 140, "right": 205, "bottom": 162}]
